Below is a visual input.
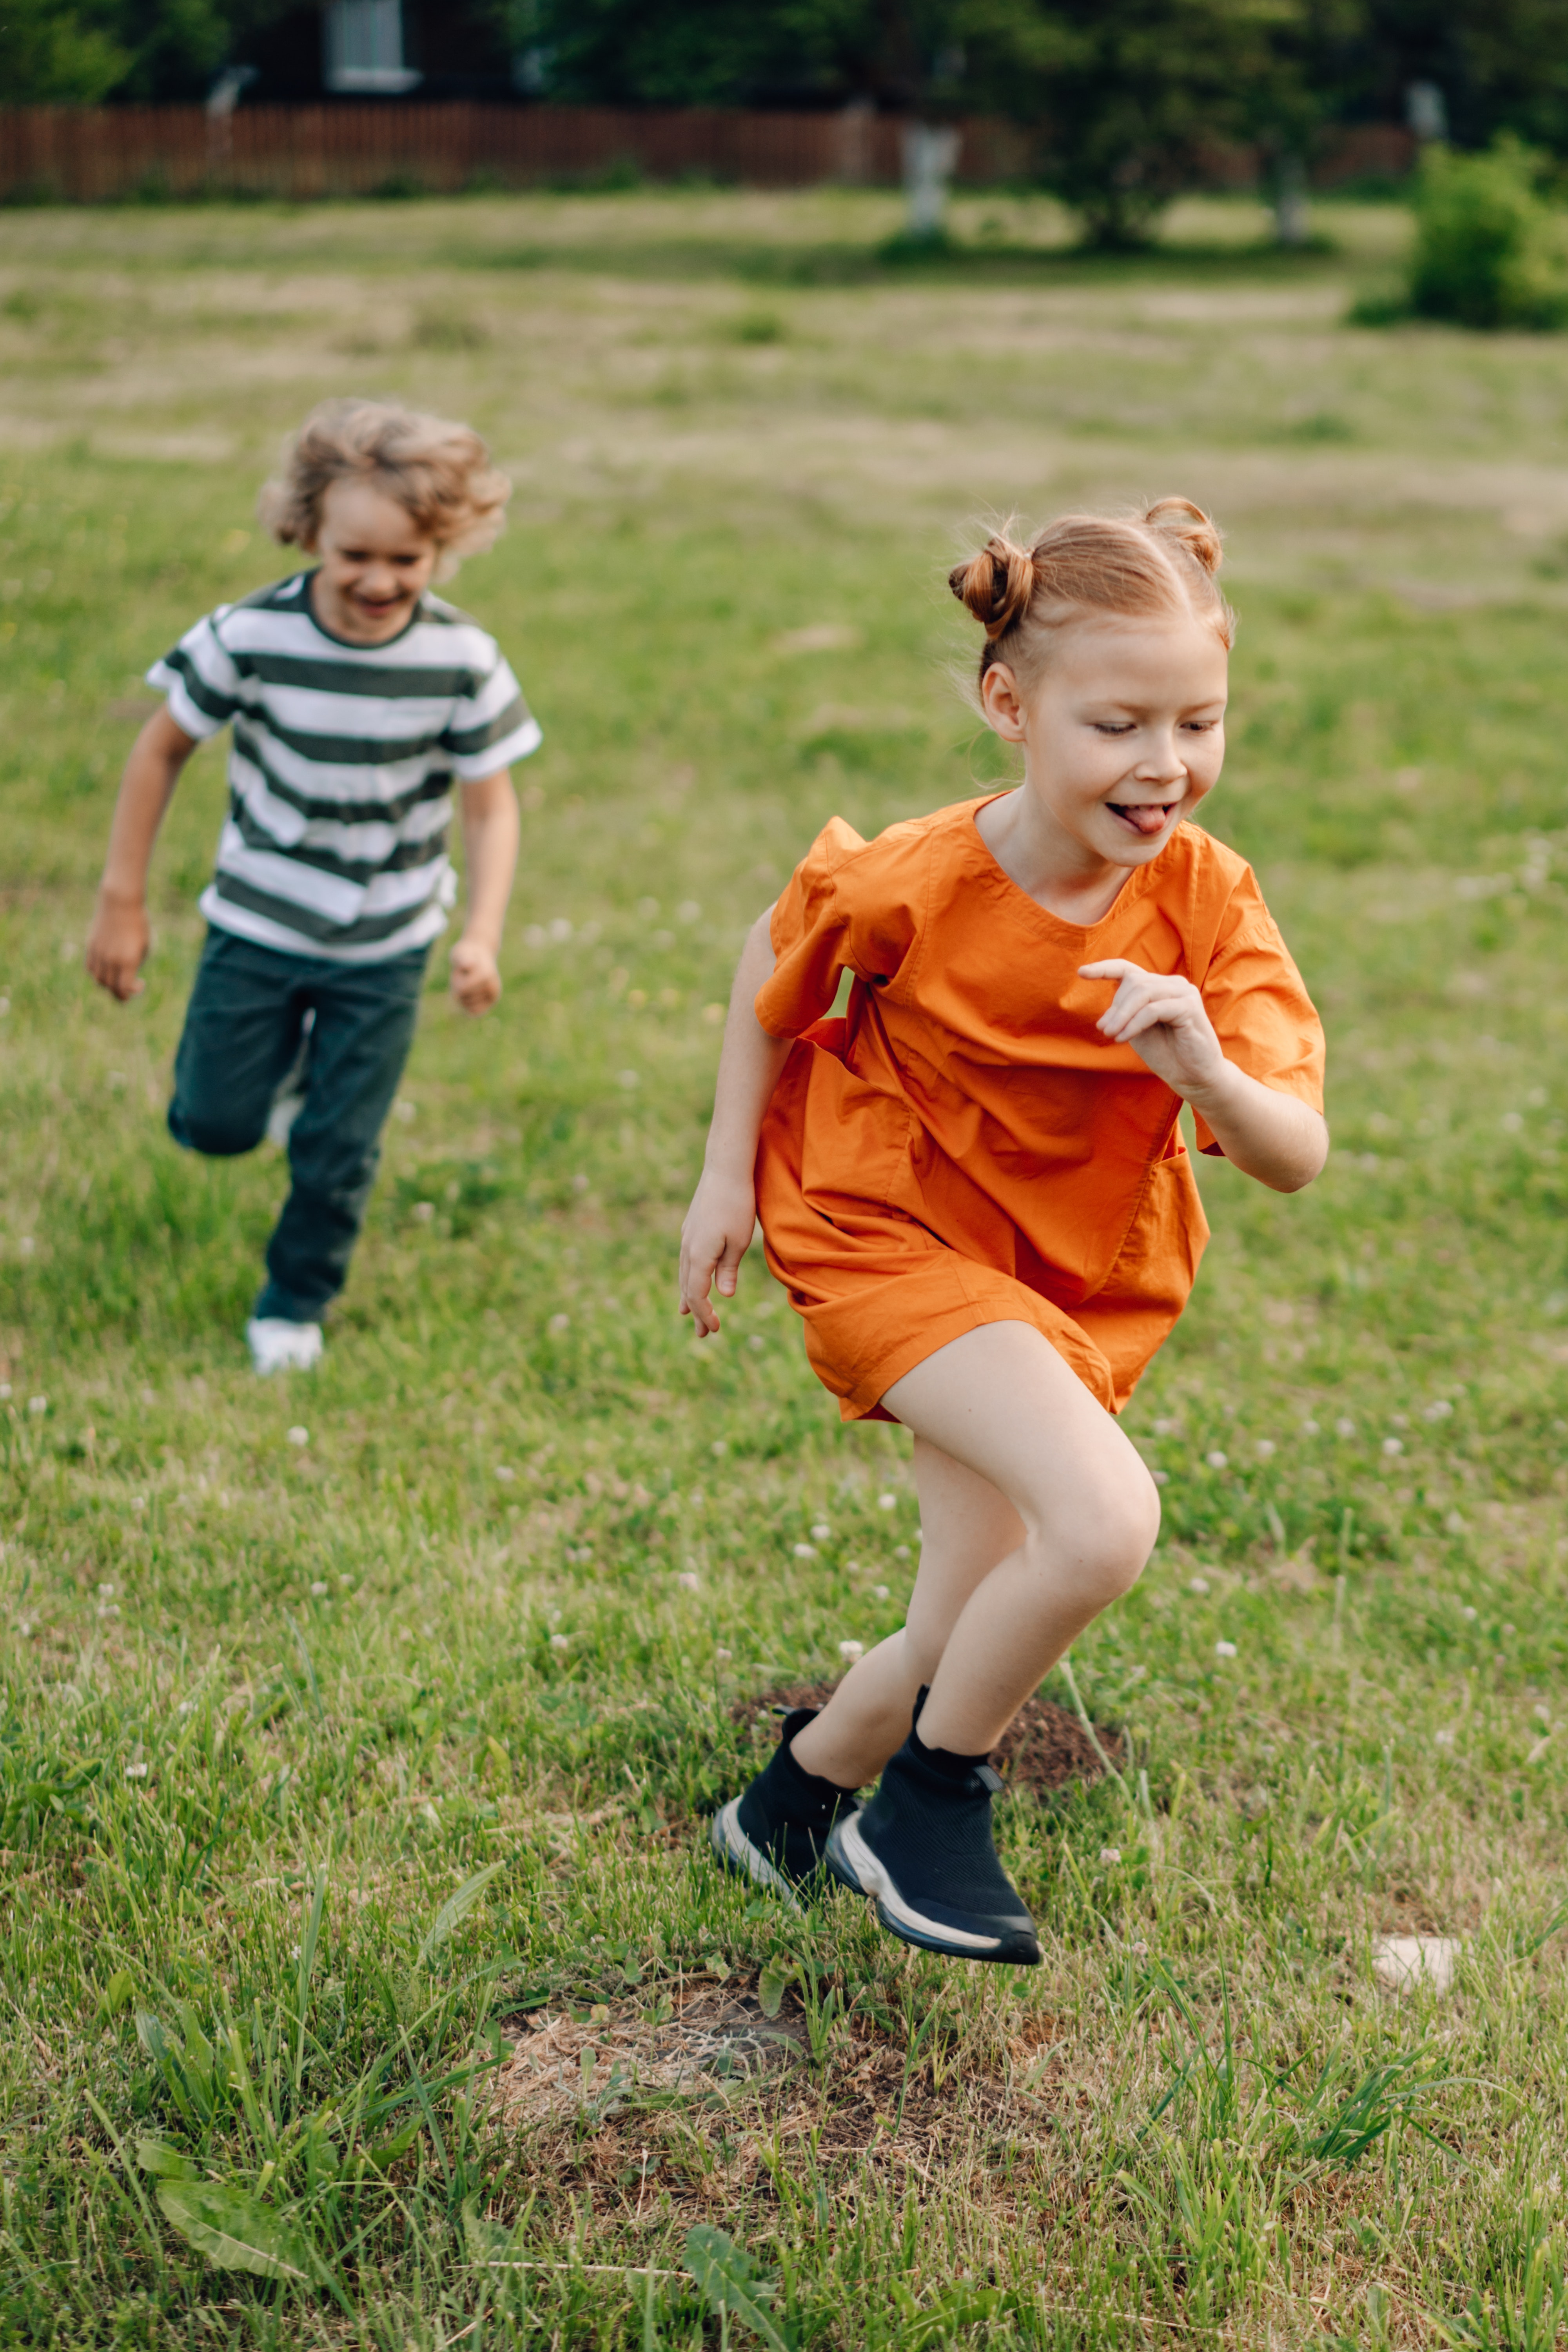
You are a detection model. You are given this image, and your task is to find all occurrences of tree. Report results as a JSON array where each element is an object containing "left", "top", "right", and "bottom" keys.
[
  {"left": 0, "top": 0, "right": 129, "bottom": 101},
  {"left": 955, "top": 0, "right": 1318, "bottom": 247},
  {"left": 0, "top": 0, "right": 302, "bottom": 103}
]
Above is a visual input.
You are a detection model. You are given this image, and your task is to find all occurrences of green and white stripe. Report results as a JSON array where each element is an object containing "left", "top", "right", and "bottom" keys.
[{"left": 149, "top": 571, "right": 539, "bottom": 962}]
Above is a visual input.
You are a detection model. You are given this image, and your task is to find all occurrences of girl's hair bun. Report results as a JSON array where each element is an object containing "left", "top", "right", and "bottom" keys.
[
  {"left": 1142, "top": 496, "right": 1223, "bottom": 578},
  {"left": 947, "top": 533, "right": 1036, "bottom": 640}
]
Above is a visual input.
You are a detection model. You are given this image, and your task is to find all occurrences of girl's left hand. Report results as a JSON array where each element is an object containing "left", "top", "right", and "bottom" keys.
[
  {"left": 1078, "top": 959, "right": 1227, "bottom": 1097},
  {"left": 450, "top": 936, "right": 501, "bottom": 1014}
]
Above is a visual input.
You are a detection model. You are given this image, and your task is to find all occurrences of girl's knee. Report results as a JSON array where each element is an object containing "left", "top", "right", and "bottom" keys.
[{"left": 1028, "top": 1463, "right": 1159, "bottom": 1607}]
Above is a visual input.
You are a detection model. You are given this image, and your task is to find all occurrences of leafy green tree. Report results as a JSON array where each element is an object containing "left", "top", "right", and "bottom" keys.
[
  {"left": 956, "top": 0, "right": 1317, "bottom": 247},
  {"left": 516, "top": 0, "right": 877, "bottom": 107},
  {"left": 0, "top": 0, "right": 129, "bottom": 102}
]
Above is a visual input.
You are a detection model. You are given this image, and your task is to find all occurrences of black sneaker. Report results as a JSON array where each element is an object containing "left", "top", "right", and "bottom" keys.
[
  {"left": 710, "top": 1708, "right": 860, "bottom": 1908},
  {"left": 825, "top": 1728, "right": 1041, "bottom": 1965}
]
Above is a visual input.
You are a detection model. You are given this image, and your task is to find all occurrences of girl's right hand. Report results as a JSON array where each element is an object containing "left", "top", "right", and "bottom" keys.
[
  {"left": 679, "top": 1169, "right": 758, "bottom": 1336},
  {"left": 85, "top": 890, "right": 151, "bottom": 1001}
]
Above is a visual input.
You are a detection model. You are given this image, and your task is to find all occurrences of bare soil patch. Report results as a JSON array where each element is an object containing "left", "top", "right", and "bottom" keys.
[{"left": 731, "top": 1682, "right": 1124, "bottom": 1796}]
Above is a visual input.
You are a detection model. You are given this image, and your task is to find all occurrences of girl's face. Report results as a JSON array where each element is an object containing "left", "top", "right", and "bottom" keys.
[
  {"left": 307, "top": 478, "right": 441, "bottom": 644},
  {"left": 982, "top": 611, "right": 1229, "bottom": 875}
]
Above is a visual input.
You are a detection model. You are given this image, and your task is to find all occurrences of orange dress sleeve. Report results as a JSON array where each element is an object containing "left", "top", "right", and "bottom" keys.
[
  {"left": 1192, "top": 865, "right": 1325, "bottom": 1155},
  {"left": 753, "top": 815, "right": 921, "bottom": 1039}
]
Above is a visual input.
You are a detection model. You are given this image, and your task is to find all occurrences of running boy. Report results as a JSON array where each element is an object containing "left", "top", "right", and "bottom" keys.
[
  {"left": 86, "top": 398, "right": 540, "bottom": 1375},
  {"left": 681, "top": 500, "right": 1327, "bottom": 1965}
]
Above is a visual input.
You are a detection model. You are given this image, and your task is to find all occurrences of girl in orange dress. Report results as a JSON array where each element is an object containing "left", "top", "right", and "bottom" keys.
[{"left": 681, "top": 500, "right": 1327, "bottom": 1965}]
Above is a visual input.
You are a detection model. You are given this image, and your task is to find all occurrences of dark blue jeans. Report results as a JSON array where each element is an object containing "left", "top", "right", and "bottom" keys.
[{"left": 169, "top": 927, "right": 428, "bottom": 1323}]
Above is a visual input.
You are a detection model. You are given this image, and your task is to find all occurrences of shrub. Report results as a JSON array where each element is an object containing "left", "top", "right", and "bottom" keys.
[{"left": 1408, "top": 137, "right": 1568, "bottom": 330}]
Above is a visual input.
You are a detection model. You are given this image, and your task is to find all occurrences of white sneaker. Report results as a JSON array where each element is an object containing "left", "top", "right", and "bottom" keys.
[{"left": 246, "top": 1317, "right": 324, "bottom": 1376}]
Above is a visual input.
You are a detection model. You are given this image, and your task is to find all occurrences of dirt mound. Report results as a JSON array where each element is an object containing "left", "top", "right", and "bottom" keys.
[
  {"left": 731, "top": 1682, "right": 1123, "bottom": 1795},
  {"left": 497, "top": 1984, "right": 806, "bottom": 2127}
]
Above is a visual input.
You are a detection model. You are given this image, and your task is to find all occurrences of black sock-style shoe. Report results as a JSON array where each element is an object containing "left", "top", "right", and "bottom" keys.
[
  {"left": 825, "top": 1725, "right": 1040, "bottom": 1965},
  {"left": 710, "top": 1708, "right": 860, "bottom": 1907}
]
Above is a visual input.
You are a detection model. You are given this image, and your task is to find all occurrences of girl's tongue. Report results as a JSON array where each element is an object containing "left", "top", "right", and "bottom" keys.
[{"left": 1109, "top": 799, "right": 1173, "bottom": 838}]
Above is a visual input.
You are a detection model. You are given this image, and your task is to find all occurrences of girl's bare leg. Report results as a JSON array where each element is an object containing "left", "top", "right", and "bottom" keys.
[{"left": 790, "top": 1320, "right": 1158, "bottom": 1786}]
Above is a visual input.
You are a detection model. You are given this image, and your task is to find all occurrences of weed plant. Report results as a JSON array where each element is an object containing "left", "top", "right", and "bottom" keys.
[{"left": 2, "top": 191, "right": 1568, "bottom": 2347}]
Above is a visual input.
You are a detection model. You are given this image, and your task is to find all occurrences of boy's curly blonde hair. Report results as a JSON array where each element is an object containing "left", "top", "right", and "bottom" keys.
[{"left": 258, "top": 398, "right": 510, "bottom": 579}]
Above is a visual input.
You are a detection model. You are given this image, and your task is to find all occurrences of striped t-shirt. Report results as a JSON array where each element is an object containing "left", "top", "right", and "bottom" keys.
[{"left": 147, "top": 571, "right": 541, "bottom": 962}]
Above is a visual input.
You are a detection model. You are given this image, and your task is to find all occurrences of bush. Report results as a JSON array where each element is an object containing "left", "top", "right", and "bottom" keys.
[{"left": 1408, "top": 137, "right": 1568, "bottom": 330}]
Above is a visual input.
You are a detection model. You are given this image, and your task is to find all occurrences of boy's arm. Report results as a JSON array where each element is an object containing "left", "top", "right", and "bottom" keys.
[
  {"left": 679, "top": 909, "right": 794, "bottom": 1335},
  {"left": 450, "top": 768, "right": 519, "bottom": 1015},
  {"left": 85, "top": 705, "right": 200, "bottom": 1001},
  {"left": 1080, "top": 957, "right": 1328, "bottom": 1194}
]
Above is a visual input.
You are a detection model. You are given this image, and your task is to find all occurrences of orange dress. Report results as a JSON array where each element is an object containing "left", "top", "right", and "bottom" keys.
[{"left": 752, "top": 795, "right": 1325, "bottom": 1421}]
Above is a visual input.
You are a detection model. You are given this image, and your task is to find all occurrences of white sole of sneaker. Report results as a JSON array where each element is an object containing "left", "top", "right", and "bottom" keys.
[
  {"left": 828, "top": 1813, "right": 1004, "bottom": 1954},
  {"left": 709, "top": 1799, "right": 803, "bottom": 1913}
]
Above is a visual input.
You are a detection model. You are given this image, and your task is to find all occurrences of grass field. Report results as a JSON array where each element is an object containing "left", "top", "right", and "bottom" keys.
[{"left": 7, "top": 186, "right": 1568, "bottom": 2347}]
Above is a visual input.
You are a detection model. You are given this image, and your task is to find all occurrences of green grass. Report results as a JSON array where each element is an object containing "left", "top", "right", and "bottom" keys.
[{"left": 5, "top": 187, "right": 1568, "bottom": 2346}]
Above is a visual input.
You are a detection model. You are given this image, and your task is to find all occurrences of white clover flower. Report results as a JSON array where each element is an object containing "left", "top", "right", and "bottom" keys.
[
  {"left": 894, "top": 1544, "right": 910, "bottom": 1560},
  {"left": 549, "top": 1632, "right": 569, "bottom": 1650},
  {"left": 1336, "top": 1417, "right": 1356, "bottom": 1439},
  {"left": 0, "top": 1384, "right": 9, "bottom": 1400},
  {"left": 1152, "top": 1469, "right": 1169, "bottom": 1485},
  {"left": 1152, "top": 1417, "right": 1176, "bottom": 1436},
  {"left": 1424, "top": 1399, "right": 1454, "bottom": 1422},
  {"left": 178, "top": 1700, "right": 194, "bottom": 1715},
  {"left": 811, "top": 1522, "right": 831, "bottom": 1540},
  {"left": 878, "top": 1492, "right": 897, "bottom": 1510},
  {"left": 1434, "top": 1728, "right": 1455, "bottom": 1746},
  {"left": 27, "top": 1395, "right": 46, "bottom": 1416},
  {"left": 1461, "top": 1604, "right": 1478, "bottom": 1621},
  {"left": 1215, "top": 1639, "right": 1238, "bottom": 1659},
  {"left": 873, "top": 1584, "right": 889, "bottom": 1600},
  {"left": 548, "top": 1314, "right": 570, "bottom": 1335},
  {"left": 495, "top": 1465, "right": 515, "bottom": 1482},
  {"left": 125, "top": 1762, "right": 148, "bottom": 1779},
  {"left": 1189, "top": 1575, "right": 1210, "bottom": 1593},
  {"left": 617, "top": 1070, "right": 641, "bottom": 1090},
  {"left": 412, "top": 1200, "right": 434, "bottom": 1223},
  {"left": 310, "top": 1581, "right": 328, "bottom": 1597},
  {"left": 714, "top": 1646, "right": 731, "bottom": 1662},
  {"left": 838, "top": 1639, "right": 864, "bottom": 1662},
  {"left": 98, "top": 1581, "right": 114, "bottom": 1597},
  {"left": 1302, "top": 1418, "right": 1320, "bottom": 1435},
  {"left": 1099, "top": 1846, "right": 1122, "bottom": 1866},
  {"left": 1205, "top": 1450, "right": 1228, "bottom": 1470},
  {"left": 1255, "top": 1439, "right": 1276, "bottom": 1460},
  {"left": 1382, "top": 1437, "right": 1405, "bottom": 1457},
  {"left": 793, "top": 1542, "right": 817, "bottom": 1559},
  {"left": 1447, "top": 1513, "right": 1468, "bottom": 1536},
  {"left": 548, "top": 917, "right": 573, "bottom": 943},
  {"left": 17, "top": 1619, "right": 33, "bottom": 1638},
  {"left": 287, "top": 1426, "right": 309, "bottom": 1447},
  {"left": 1535, "top": 1702, "right": 1552, "bottom": 1723},
  {"left": 676, "top": 1570, "right": 700, "bottom": 1591}
]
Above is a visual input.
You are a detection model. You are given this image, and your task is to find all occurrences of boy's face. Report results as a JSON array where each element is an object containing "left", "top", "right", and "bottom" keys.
[{"left": 307, "top": 479, "right": 441, "bottom": 643}]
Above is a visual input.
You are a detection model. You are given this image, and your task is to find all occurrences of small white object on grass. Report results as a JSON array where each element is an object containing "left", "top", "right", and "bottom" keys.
[
  {"left": 1099, "top": 1846, "right": 1121, "bottom": 1866},
  {"left": 676, "top": 1571, "right": 699, "bottom": 1591},
  {"left": 310, "top": 1581, "right": 328, "bottom": 1597},
  {"left": 1371, "top": 1935, "right": 1461, "bottom": 1994},
  {"left": 838, "top": 1639, "right": 864, "bottom": 1662},
  {"left": 124, "top": 1762, "right": 148, "bottom": 1780},
  {"left": 286, "top": 1425, "right": 309, "bottom": 1448},
  {"left": 1424, "top": 1399, "right": 1454, "bottom": 1422},
  {"left": 248, "top": 1319, "right": 323, "bottom": 1377},
  {"left": 1256, "top": 1439, "right": 1276, "bottom": 1460},
  {"left": 878, "top": 1492, "right": 897, "bottom": 1510},
  {"left": 1382, "top": 1436, "right": 1404, "bottom": 1457},
  {"left": 810, "top": 1521, "right": 831, "bottom": 1540},
  {"left": 548, "top": 1313, "right": 570, "bottom": 1335},
  {"left": 1336, "top": 1417, "right": 1357, "bottom": 1439},
  {"left": 549, "top": 1633, "right": 570, "bottom": 1650},
  {"left": 1189, "top": 1575, "right": 1210, "bottom": 1594},
  {"left": 1215, "top": 1639, "right": 1238, "bottom": 1659},
  {"left": 28, "top": 1395, "right": 47, "bottom": 1415},
  {"left": 793, "top": 1542, "right": 817, "bottom": 1559},
  {"left": 495, "top": 1465, "right": 515, "bottom": 1482},
  {"left": 873, "top": 1584, "right": 889, "bottom": 1600},
  {"left": 1205, "top": 1450, "right": 1228, "bottom": 1470},
  {"left": 714, "top": 1646, "right": 731, "bottom": 1662}
]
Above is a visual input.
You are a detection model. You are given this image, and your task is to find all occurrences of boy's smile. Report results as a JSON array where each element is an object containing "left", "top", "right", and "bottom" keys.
[{"left": 307, "top": 478, "right": 441, "bottom": 645}]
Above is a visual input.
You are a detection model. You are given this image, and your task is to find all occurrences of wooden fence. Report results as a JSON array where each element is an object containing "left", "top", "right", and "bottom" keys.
[{"left": 0, "top": 103, "right": 1413, "bottom": 207}]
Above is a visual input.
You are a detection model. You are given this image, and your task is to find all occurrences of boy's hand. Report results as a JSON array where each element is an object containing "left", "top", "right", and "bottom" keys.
[
  {"left": 1078, "top": 958, "right": 1228, "bottom": 1097},
  {"left": 449, "top": 936, "right": 501, "bottom": 1015},
  {"left": 85, "top": 890, "right": 151, "bottom": 1001},
  {"left": 679, "top": 1169, "right": 758, "bottom": 1337}
]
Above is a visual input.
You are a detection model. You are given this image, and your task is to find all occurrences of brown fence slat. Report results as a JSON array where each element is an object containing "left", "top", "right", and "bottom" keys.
[{"left": 0, "top": 100, "right": 1409, "bottom": 206}]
